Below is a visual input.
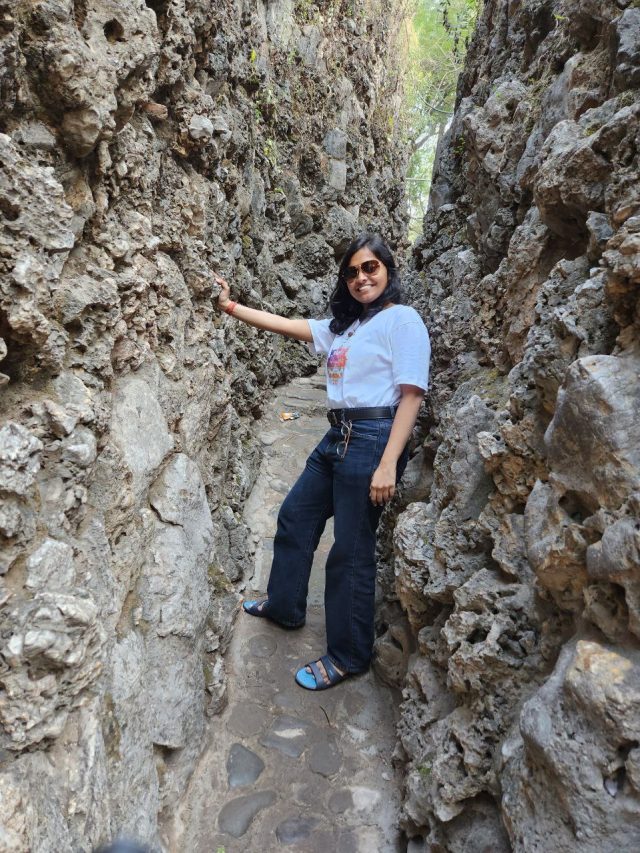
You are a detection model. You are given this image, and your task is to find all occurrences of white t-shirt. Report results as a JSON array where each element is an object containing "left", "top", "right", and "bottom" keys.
[{"left": 308, "top": 305, "right": 431, "bottom": 409}]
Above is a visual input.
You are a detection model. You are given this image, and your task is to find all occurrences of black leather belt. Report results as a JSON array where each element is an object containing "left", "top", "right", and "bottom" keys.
[{"left": 327, "top": 406, "right": 397, "bottom": 426}]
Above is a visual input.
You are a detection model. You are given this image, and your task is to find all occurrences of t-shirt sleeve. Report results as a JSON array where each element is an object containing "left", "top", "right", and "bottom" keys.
[
  {"left": 307, "top": 318, "right": 335, "bottom": 356},
  {"left": 390, "top": 320, "right": 431, "bottom": 392}
]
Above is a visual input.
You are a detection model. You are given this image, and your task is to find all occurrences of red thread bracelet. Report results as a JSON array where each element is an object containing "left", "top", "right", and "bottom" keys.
[{"left": 224, "top": 301, "right": 237, "bottom": 316}]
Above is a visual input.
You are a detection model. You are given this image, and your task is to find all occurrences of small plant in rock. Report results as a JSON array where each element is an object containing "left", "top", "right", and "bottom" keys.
[
  {"left": 294, "top": 0, "right": 320, "bottom": 23},
  {"left": 254, "top": 85, "right": 279, "bottom": 124},
  {"left": 263, "top": 137, "right": 278, "bottom": 168},
  {"left": 208, "top": 564, "right": 233, "bottom": 595},
  {"left": 452, "top": 133, "right": 466, "bottom": 157},
  {"left": 617, "top": 90, "right": 636, "bottom": 108}
]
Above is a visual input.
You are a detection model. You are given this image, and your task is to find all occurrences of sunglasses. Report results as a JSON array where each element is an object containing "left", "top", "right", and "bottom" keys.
[
  {"left": 337, "top": 419, "right": 352, "bottom": 459},
  {"left": 343, "top": 259, "right": 383, "bottom": 282}
]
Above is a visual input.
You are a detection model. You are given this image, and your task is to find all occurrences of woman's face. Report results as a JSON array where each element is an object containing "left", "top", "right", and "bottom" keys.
[{"left": 344, "top": 247, "right": 389, "bottom": 305}]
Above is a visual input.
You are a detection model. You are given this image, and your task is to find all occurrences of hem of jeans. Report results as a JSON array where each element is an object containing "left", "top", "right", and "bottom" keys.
[
  {"left": 263, "top": 605, "right": 305, "bottom": 629},
  {"left": 278, "top": 611, "right": 304, "bottom": 626},
  {"left": 260, "top": 594, "right": 306, "bottom": 629},
  {"left": 265, "top": 613, "right": 306, "bottom": 628},
  {"left": 327, "top": 653, "right": 370, "bottom": 675}
]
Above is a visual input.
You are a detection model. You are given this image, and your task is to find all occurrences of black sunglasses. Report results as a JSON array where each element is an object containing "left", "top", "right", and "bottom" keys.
[{"left": 343, "top": 259, "right": 383, "bottom": 282}]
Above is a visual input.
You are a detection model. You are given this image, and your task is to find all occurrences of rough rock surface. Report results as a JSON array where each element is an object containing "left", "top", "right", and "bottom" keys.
[
  {"left": 384, "top": 0, "right": 640, "bottom": 850},
  {"left": 0, "top": 0, "right": 408, "bottom": 848}
]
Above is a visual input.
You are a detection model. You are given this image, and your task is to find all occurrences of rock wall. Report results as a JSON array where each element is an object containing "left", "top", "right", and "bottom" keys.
[
  {"left": 390, "top": 0, "right": 640, "bottom": 850},
  {"left": 0, "top": 0, "right": 408, "bottom": 848}
]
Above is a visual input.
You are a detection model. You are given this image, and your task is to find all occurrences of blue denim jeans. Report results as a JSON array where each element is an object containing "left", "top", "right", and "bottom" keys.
[{"left": 266, "top": 418, "right": 408, "bottom": 673}]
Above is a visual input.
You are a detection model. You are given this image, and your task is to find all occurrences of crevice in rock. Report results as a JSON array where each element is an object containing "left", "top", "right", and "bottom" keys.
[
  {"left": 72, "top": 0, "right": 87, "bottom": 32},
  {"left": 0, "top": 196, "right": 19, "bottom": 221},
  {"left": 103, "top": 19, "right": 125, "bottom": 44},
  {"left": 144, "top": 0, "right": 169, "bottom": 12}
]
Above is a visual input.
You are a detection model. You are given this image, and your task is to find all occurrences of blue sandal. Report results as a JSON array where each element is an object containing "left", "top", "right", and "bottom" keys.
[
  {"left": 295, "top": 655, "right": 349, "bottom": 691},
  {"left": 242, "top": 599, "right": 269, "bottom": 618},
  {"left": 242, "top": 599, "right": 305, "bottom": 629}
]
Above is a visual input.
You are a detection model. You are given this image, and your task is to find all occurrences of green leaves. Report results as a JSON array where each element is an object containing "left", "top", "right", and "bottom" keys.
[{"left": 404, "top": 0, "right": 480, "bottom": 236}]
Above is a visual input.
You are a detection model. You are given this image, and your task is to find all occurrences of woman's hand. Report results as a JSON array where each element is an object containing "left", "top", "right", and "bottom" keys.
[
  {"left": 210, "top": 273, "right": 313, "bottom": 341},
  {"left": 369, "top": 385, "right": 424, "bottom": 506},
  {"left": 370, "top": 460, "right": 397, "bottom": 506},
  {"left": 214, "top": 274, "right": 231, "bottom": 310}
]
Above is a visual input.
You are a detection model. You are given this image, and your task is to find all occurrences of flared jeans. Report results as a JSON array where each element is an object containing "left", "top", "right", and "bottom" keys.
[{"left": 266, "top": 418, "right": 408, "bottom": 673}]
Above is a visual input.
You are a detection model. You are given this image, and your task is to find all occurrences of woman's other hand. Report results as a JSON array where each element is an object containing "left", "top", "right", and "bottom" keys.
[
  {"left": 370, "top": 460, "right": 396, "bottom": 506},
  {"left": 214, "top": 274, "right": 231, "bottom": 310},
  {"left": 370, "top": 385, "right": 424, "bottom": 506}
]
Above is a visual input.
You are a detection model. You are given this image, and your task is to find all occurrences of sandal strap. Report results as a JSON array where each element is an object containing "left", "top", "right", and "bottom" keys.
[
  {"left": 308, "top": 660, "right": 326, "bottom": 688},
  {"left": 320, "top": 655, "right": 343, "bottom": 683},
  {"left": 296, "top": 657, "right": 349, "bottom": 691},
  {"left": 244, "top": 598, "right": 268, "bottom": 616}
]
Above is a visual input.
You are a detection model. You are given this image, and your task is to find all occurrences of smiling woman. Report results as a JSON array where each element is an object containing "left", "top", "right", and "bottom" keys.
[
  {"left": 330, "top": 233, "right": 405, "bottom": 334},
  {"left": 345, "top": 250, "right": 388, "bottom": 302},
  {"left": 215, "top": 233, "right": 430, "bottom": 691}
]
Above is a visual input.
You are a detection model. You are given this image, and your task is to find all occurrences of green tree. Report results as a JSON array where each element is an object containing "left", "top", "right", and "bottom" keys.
[{"left": 404, "top": 0, "right": 480, "bottom": 238}]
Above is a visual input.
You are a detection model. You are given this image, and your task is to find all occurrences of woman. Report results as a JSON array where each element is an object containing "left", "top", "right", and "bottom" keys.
[{"left": 215, "top": 234, "right": 430, "bottom": 690}]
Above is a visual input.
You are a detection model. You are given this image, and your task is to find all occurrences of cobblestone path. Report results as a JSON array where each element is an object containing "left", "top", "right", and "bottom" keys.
[{"left": 174, "top": 373, "right": 405, "bottom": 852}]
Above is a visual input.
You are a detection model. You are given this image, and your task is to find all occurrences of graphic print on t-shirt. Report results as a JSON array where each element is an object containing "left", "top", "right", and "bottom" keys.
[{"left": 327, "top": 346, "right": 349, "bottom": 383}]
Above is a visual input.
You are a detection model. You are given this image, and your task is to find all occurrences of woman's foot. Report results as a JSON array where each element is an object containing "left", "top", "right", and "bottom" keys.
[
  {"left": 295, "top": 655, "right": 349, "bottom": 690},
  {"left": 242, "top": 598, "right": 268, "bottom": 617},
  {"left": 242, "top": 598, "right": 305, "bottom": 629}
]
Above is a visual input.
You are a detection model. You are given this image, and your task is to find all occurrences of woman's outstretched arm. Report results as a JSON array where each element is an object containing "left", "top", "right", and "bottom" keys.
[
  {"left": 369, "top": 384, "right": 424, "bottom": 506},
  {"left": 215, "top": 274, "right": 313, "bottom": 342}
]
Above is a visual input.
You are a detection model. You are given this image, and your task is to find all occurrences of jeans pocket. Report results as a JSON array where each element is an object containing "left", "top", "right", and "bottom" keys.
[
  {"left": 349, "top": 428, "right": 378, "bottom": 441},
  {"left": 350, "top": 419, "right": 391, "bottom": 442}
]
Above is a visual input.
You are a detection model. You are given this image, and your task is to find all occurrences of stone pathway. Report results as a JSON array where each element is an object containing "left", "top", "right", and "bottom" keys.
[{"left": 172, "top": 374, "right": 405, "bottom": 852}]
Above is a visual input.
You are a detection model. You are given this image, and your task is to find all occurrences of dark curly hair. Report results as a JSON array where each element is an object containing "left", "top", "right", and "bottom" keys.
[{"left": 329, "top": 233, "right": 403, "bottom": 335}]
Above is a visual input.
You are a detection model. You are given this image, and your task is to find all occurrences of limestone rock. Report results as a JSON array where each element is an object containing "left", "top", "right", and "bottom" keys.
[
  {"left": 188, "top": 115, "right": 214, "bottom": 141},
  {"left": 613, "top": 9, "right": 640, "bottom": 91},
  {"left": 545, "top": 355, "right": 640, "bottom": 512},
  {"left": 109, "top": 375, "right": 174, "bottom": 497},
  {"left": 0, "top": 424, "right": 42, "bottom": 496},
  {"left": 0, "top": 0, "right": 411, "bottom": 844},
  {"left": 0, "top": 592, "right": 105, "bottom": 750},
  {"left": 524, "top": 480, "right": 591, "bottom": 610},
  {"left": 586, "top": 517, "right": 640, "bottom": 639},
  {"left": 25, "top": 539, "right": 75, "bottom": 592},
  {"left": 502, "top": 640, "right": 640, "bottom": 852},
  {"left": 392, "top": 0, "right": 640, "bottom": 847}
]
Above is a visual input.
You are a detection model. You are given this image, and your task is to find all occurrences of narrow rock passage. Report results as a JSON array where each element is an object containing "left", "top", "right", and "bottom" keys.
[{"left": 172, "top": 373, "right": 405, "bottom": 852}]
